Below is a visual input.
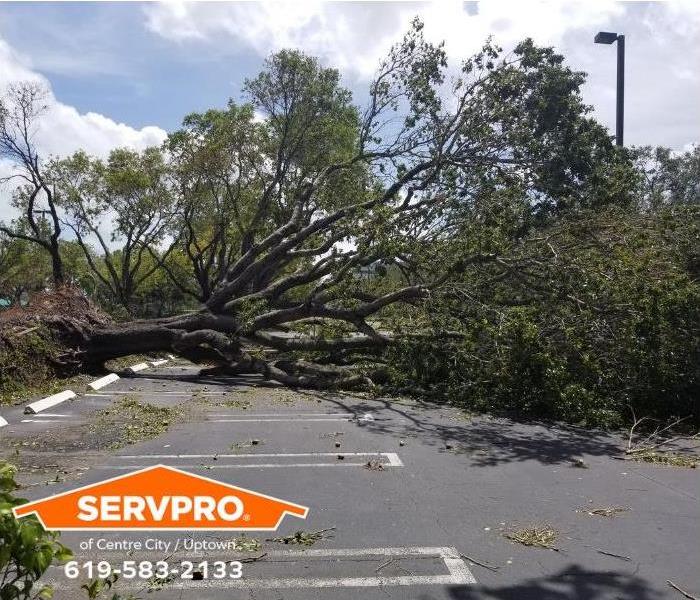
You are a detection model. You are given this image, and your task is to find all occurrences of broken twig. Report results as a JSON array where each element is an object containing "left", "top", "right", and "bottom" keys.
[
  {"left": 460, "top": 553, "right": 500, "bottom": 572},
  {"left": 667, "top": 580, "right": 699, "bottom": 600},
  {"left": 595, "top": 549, "right": 631, "bottom": 561}
]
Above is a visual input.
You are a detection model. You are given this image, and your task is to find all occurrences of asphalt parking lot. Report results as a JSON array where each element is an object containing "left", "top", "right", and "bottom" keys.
[{"left": 1, "top": 363, "right": 698, "bottom": 599}]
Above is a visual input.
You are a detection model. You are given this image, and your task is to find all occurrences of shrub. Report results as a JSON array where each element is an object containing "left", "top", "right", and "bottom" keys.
[{"left": 0, "top": 462, "right": 73, "bottom": 599}]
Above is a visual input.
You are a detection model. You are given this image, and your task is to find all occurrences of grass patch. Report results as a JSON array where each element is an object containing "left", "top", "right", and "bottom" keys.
[
  {"left": 629, "top": 450, "right": 697, "bottom": 468},
  {"left": 503, "top": 525, "right": 558, "bottom": 549},
  {"left": 93, "top": 398, "right": 180, "bottom": 449}
]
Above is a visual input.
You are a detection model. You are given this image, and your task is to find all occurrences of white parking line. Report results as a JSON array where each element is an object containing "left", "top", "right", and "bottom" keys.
[
  {"left": 88, "top": 373, "right": 120, "bottom": 390},
  {"left": 84, "top": 391, "right": 228, "bottom": 396},
  {"left": 104, "top": 463, "right": 391, "bottom": 470},
  {"left": 103, "top": 452, "right": 404, "bottom": 469},
  {"left": 150, "top": 359, "right": 168, "bottom": 366},
  {"left": 126, "top": 362, "right": 149, "bottom": 373},
  {"left": 208, "top": 413, "right": 352, "bottom": 418},
  {"left": 211, "top": 417, "right": 351, "bottom": 422},
  {"left": 116, "top": 452, "right": 399, "bottom": 459},
  {"left": 27, "top": 413, "right": 72, "bottom": 418},
  {"left": 25, "top": 390, "right": 76, "bottom": 414},
  {"left": 48, "top": 547, "right": 474, "bottom": 589},
  {"left": 0, "top": 415, "right": 8, "bottom": 427}
]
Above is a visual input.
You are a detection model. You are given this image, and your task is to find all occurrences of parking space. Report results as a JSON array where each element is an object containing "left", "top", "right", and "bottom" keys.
[{"left": 2, "top": 364, "right": 699, "bottom": 599}]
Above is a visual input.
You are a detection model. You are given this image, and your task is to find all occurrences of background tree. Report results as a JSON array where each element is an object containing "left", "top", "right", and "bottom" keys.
[
  {"left": 0, "top": 83, "right": 64, "bottom": 285},
  {"left": 0, "top": 230, "right": 52, "bottom": 303},
  {"left": 631, "top": 144, "right": 700, "bottom": 208},
  {"left": 52, "top": 147, "right": 176, "bottom": 315}
]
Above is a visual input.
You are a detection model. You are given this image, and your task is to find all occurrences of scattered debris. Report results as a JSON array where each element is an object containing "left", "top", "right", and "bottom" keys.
[
  {"left": 93, "top": 398, "right": 180, "bottom": 449},
  {"left": 667, "top": 580, "right": 700, "bottom": 600},
  {"left": 267, "top": 528, "right": 335, "bottom": 546},
  {"left": 216, "top": 398, "right": 251, "bottom": 410},
  {"left": 570, "top": 458, "right": 589, "bottom": 469},
  {"left": 503, "top": 525, "right": 559, "bottom": 550},
  {"left": 629, "top": 450, "right": 697, "bottom": 468},
  {"left": 147, "top": 573, "right": 176, "bottom": 591},
  {"left": 319, "top": 431, "right": 344, "bottom": 439},
  {"left": 578, "top": 506, "right": 630, "bottom": 518},
  {"left": 232, "top": 536, "right": 262, "bottom": 553},
  {"left": 399, "top": 440, "right": 405, "bottom": 447},
  {"left": 364, "top": 458, "right": 384, "bottom": 471},
  {"left": 45, "top": 473, "right": 65, "bottom": 485},
  {"left": 335, "top": 441, "right": 342, "bottom": 448},
  {"left": 337, "top": 454, "right": 345, "bottom": 460},
  {"left": 230, "top": 439, "right": 265, "bottom": 451}
]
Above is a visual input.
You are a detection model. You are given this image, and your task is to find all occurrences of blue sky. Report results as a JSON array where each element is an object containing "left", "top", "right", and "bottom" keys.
[
  {"left": 0, "top": 0, "right": 698, "bottom": 169},
  {"left": 0, "top": 2, "right": 264, "bottom": 130}
]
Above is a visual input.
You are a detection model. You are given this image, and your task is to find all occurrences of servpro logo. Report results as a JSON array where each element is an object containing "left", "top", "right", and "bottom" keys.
[{"left": 12, "top": 465, "right": 309, "bottom": 531}]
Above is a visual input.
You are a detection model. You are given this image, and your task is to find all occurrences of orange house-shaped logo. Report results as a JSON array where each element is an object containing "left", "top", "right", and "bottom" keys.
[{"left": 12, "top": 465, "right": 309, "bottom": 531}]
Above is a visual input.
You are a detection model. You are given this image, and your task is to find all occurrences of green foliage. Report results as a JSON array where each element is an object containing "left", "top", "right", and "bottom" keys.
[
  {"left": 0, "top": 462, "right": 73, "bottom": 599},
  {"left": 0, "top": 328, "right": 61, "bottom": 406},
  {"left": 386, "top": 206, "right": 700, "bottom": 427},
  {"left": 81, "top": 573, "right": 137, "bottom": 600},
  {"left": 0, "top": 235, "right": 51, "bottom": 303},
  {"left": 50, "top": 147, "right": 173, "bottom": 315},
  {"left": 630, "top": 144, "right": 700, "bottom": 208},
  {"left": 244, "top": 49, "right": 359, "bottom": 171}
]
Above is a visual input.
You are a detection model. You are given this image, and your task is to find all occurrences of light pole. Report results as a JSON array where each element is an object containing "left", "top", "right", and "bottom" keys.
[{"left": 594, "top": 31, "right": 625, "bottom": 146}]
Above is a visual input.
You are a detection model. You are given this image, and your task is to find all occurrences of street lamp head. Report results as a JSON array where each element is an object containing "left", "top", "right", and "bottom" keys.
[{"left": 595, "top": 31, "right": 619, "bottom": 44}]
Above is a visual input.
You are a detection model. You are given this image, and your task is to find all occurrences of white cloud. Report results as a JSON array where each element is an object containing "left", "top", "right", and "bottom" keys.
[
  {"left": 0, "top": 36, "right": 167, "bottom": 219},
  {"left": 143, "top": 1, "right": 700, "bottom": 150},
  {"left": 0, "top": 38, "right": 166, "bottom": 159},
  {"left": 144, "top": 1, "right": 624, "bottom": 79}
]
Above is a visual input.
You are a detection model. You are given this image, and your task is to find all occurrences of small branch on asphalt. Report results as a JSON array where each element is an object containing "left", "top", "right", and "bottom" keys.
[
  {"left": 625, "top": 407, "right": 694, "bottom": 455},
  {"left": 595, "top": 549, "right": 631, "bottom": 561},
  {"left": 667, "top": 580, "right": 700, "bottom": 600},
  {"left": 239, "top": 553, "right": 268, "bottom": 564},
  {"left": 375, "top": 558, "right": 396, "bottom": 573},
  {"left": 460, "top": 553, "right": 500, "bottom": 572}
]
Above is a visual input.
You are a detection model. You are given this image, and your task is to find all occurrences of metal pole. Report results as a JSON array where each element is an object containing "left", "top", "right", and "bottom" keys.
[{"left": 616, "top": 34, "right": 625, "bottom": 146}]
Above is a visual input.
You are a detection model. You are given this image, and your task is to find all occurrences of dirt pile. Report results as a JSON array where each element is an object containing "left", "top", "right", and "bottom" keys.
[
  {"left": 0, "top": 286, "right": 109, "bottom": 328},
  {"left": 0, "top": 287, "right": 111, "bottom": 403}
]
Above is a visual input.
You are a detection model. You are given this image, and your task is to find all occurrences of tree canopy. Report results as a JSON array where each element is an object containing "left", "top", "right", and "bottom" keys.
[{"left": 1, "top": 20, "right": 697, "bottom": 424}]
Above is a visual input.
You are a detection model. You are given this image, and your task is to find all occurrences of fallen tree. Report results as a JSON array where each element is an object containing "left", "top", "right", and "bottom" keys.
[{"left": 1, "top": 22, "right": 629, "bottom": 388}]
